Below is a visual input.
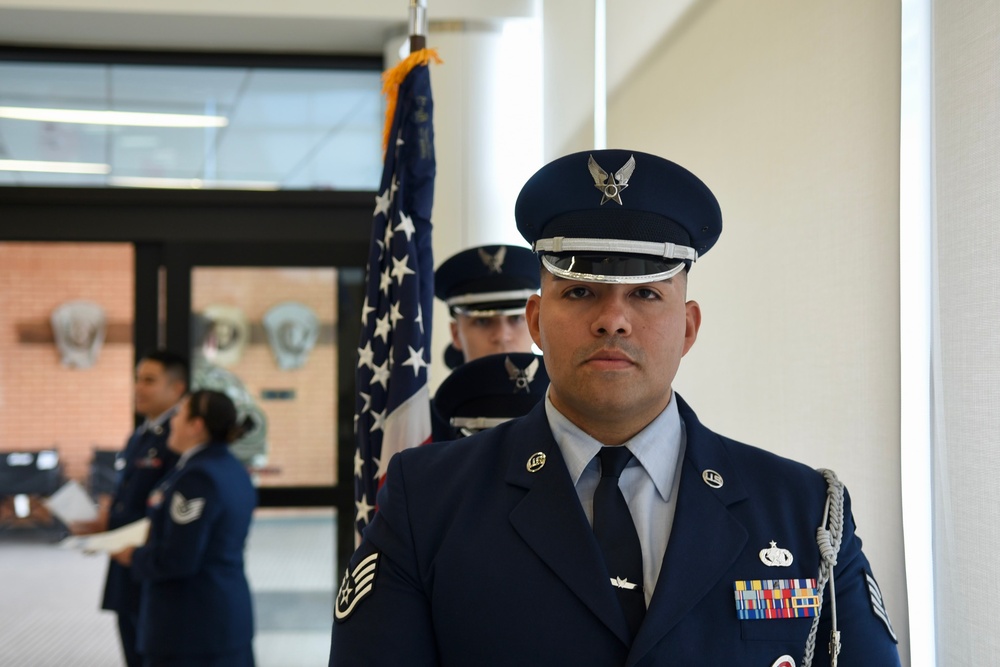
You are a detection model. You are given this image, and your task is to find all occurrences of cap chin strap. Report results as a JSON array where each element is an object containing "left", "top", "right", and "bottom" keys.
[
  {"left": 533, "top": 236, "right": 699, "bottom": 262},
  {"left": 445, "top": 288, "right": 538, "bottom": 309},
  {"left": 541, "top": 255, "right": 686, "bottom": 284}
]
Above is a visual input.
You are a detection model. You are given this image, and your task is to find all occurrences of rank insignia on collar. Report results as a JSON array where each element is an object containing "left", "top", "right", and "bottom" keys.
[
  {"left": 759, "top": 540, "right": 794, "bottom": 567},
  {"left": 170, "top": 492, "right": 205, "bottom": 525},
  {"left": 335, "top": 552, "right": 380, "bottom": 622},
  {"left": 733, "top": 579, "right": 819, "bottom": 620},
  {"left": 478, "top": 246, "right": 507, "bottom": 273},
  {"left": 588, "top": 154, "right": 636, "bottom": 205},
  {"left": 505, "top": 355, "right": 539, "bottom": 392}
]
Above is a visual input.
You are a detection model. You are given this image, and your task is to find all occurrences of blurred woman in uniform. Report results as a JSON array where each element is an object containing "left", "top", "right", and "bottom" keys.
[{"left": 113, "top": 389, "right": 257, "bottom": 667}]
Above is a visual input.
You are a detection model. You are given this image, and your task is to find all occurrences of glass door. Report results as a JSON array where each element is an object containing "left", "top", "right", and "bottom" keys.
[{"left": 163, "top": 242, "right": 364, "bottom": 666}]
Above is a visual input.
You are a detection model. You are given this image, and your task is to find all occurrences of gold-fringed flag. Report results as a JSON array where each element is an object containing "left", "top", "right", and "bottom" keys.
[{"left": 353, "top": 49, "right": 441, "bottom": 542}]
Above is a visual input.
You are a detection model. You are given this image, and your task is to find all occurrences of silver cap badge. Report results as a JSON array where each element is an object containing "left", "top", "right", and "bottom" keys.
[
  {"left": 505, "top": 356, "right": 539, "bottom": 393},
  {"left": 588, "top": 154, "right": 636, "bottom": 205},
  {"left": 478, "top": 246, "right": 507, "bottom": 273}
]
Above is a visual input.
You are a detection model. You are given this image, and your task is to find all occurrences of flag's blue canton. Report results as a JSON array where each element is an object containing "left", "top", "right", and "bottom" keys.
[{"left": 354, "top": 61, "right": 435, "bottom": 541}]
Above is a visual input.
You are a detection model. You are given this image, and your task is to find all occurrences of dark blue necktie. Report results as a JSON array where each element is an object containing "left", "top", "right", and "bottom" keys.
[{"left": 593, "top": 446, "right": 646, "bottom": 639}]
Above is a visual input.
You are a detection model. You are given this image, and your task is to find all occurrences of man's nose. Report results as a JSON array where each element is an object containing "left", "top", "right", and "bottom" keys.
[{"left": 591, "top": 296, "right": 631, "bottom": 337}]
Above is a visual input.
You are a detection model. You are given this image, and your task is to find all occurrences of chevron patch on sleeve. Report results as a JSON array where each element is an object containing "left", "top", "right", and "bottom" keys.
[
  {"left": 335, "top": 552, "right": 380, "bottom": 622},
  {"left": 866, "top": 570, "right": 898, "bottom": 643},
  {"left": 170, "top": 491, "right": 206, "bottom": 525}
]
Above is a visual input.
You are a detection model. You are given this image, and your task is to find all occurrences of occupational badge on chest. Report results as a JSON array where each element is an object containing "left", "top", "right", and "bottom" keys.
[
  {"left": 733, "top": 579, "right": 819, "bottom": 620},
  {"left": 759, "top": 540, "right": 794, "bottom": 567},
  {"left": 335, "top": 552, "right": 380, "bottom": 622}
]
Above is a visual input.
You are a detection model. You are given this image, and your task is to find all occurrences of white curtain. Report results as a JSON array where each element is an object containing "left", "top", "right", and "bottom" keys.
[{"left": 932, "top": 0, "right": 1000, "bottom": 663}]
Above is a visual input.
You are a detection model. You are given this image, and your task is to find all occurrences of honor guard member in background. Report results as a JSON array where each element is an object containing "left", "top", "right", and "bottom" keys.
[
  {"left": 433, "top": 352, "right": 549, "bottom": 440},
  {"left": 431, "top": 244, "right": 541, "bottom": 440},
  {"left": 330, "top": 150, "right": 901, "bottom": 667},
  {"left": 71, "top": 349, "right": 188, "bottom": 667},
  {"left": 434, "top": 244, "right": 540, "bottom": 370},
  {"left": 112, "top": 390, "right": 257, "bottom": 667}
]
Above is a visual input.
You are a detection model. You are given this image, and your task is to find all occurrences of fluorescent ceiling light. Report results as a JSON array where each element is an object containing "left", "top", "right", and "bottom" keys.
[
  {"left": 0, "top": 106, "right": 228, "bottom": 128},
  {"left": 109, "top": 176, "right": 278, "bottom": 190},
  {"left": 0, "top": 159, "right": 110, "bottom": 174}
]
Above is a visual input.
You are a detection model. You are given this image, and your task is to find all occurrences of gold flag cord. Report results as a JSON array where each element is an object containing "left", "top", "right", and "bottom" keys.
[{"left": 381, "top": 48, "right": 443, "bottom": 155}]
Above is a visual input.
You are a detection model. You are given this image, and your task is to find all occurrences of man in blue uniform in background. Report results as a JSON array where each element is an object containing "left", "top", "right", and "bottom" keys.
[
  {"left": 331, "top": 150, "right": 901, "bottom": 666},
  {"left": 73, "top": 349, "right": 188, "bottom": 667}
]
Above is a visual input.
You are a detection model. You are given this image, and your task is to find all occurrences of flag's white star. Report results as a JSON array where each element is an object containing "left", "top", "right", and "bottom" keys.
[
  {"left": 371, "top": 360, "right": 390, "bottom": 389},
  {"left": 353, "top": 449, "right": 364, "bottom": 477},
  {"left": 389, "top": 301, "right": 404, "bottom": 327},
  {"left": 357, "top": 341, "right": 374, "bottom": 370},
  {"left": 396, "top": 212, "right": 416, "bottom": 241},
  {"left": 379, "top": 267, "right": 392, "bottom": 295},
  {"left": 391, "top": 254, "right": 415, "bottom": 284},
  {"left": 390, "top": 175, "right": 400, "bottom": 196},
  {"left": 383, "top": 220, "right": 394, "bottom": 253},
  {"left": 370, "top": 407, "right": 387, "bottom": 433},
  {"left": 374, "top": 189, "right": 391, "bottom": 218},
  {"left": 360, "top": 296, "right": 375, "bottom": 325},
  {"left": 373, "top": 314, "right": 391, "bottom": 343},
  {"left": 358, "top": 391, "right": 372, "bottom": 414},
  {"left": 401, "top": 345, "right": 428, "bottom": 377},
  {"left": 372, "top": 457, "right": 383, "bottom": 480},
  {"left": 356, "top": 494, "right": 375, "bottom": 525},
  {"left": 415, "top": 303, "right": 424, "bottom": 334}
]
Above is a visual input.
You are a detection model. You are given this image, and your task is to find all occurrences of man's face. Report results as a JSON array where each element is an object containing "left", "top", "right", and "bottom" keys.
[
  {"left": 134, "top": 360, "right": 184, "bottom": 420},
  {"left": 450, "top": 313, "right": 535, "bottom": 363},
  {"left": 525, "top": 271, "right": 700, "bottom": 441}
]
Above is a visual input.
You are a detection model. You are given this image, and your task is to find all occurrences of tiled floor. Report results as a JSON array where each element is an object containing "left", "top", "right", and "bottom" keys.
[{"left": 0, "top": 508, "right": 337, "bottom": 667}]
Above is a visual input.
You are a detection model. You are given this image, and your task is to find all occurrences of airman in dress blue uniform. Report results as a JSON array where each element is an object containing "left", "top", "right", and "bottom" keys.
[
  {"left": 433, "top": 352, "right": 549, "bottom": 440},
  {"left": 72, "top": 350, "right": 188, "bottom": 667},
  {"left": 331, "top": 150, "right": 901, "bottom": 666},
  {"left": 115, "top": 389, "right": 257, "bottom": 667}
]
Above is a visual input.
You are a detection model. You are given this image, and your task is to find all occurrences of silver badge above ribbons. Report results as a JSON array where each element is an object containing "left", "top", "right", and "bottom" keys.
[{"left": 759, "top": 541, "right": 794, "bottom": 567}]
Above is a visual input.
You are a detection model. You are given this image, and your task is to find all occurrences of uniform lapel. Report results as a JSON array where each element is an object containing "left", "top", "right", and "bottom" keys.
[
  {"left": 505, "top": 405, "right": 633, "bottom": 645},
  {"left": 628, "top": 397, "right": 749, "bottom": 664}
]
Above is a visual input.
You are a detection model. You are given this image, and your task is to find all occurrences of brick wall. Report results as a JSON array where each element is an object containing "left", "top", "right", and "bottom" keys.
[
  {"left": 0, "top": 242, "right": 134, "bottom": 488},
  {"left": 192, "top": 267, "right": 338, "bottom": 487}
]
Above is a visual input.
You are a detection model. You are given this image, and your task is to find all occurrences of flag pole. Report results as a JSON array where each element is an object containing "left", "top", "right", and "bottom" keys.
[{"left": 409, "top": 0, "right": 428, "bottom": 52}]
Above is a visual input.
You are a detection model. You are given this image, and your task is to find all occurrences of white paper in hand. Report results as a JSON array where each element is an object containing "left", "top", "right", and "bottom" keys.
[{"left": 44, "top": 480, "right": 98, "bottom": 525}]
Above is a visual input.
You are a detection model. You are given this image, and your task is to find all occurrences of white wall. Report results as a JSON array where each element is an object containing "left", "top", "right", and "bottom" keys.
[{"left": 599, "top": 0, "right": 909, "bottom": 662}]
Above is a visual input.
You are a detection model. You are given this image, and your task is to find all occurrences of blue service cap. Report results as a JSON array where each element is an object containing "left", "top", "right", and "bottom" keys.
[
  {"left": 515, "top": 149, "right": 722, "bottom": 283},
  {"left": 434, "top": 244, "right": 540, "bottom": 317},
  {"left": 433, "top": 352, "right": 549, "bottom": 435}
]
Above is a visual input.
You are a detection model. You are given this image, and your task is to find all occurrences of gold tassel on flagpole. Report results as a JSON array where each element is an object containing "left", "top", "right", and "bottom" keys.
[{"left": 381, "top": 48, "right": 443, "bottom": 155}]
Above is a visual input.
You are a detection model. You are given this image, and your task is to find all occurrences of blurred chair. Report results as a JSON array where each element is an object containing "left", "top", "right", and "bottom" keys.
[{"left": 0, "top": 448, "right": 64, "bottom": 527}]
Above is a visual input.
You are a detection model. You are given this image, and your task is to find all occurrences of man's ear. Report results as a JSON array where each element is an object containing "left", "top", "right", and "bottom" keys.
[
  {"left": 525, "top": 294, "right": 542, "bottom": 349},
  {"left": 449, "top": 320, "right": 462, "bottom": 350},
  {"left": 682, "top": 300, "right": 701, "bottom": 356}
]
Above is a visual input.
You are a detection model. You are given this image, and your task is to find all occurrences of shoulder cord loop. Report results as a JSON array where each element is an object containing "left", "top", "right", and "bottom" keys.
[{"left": 802, "top": 468, "right": 845, "bottom": 667}]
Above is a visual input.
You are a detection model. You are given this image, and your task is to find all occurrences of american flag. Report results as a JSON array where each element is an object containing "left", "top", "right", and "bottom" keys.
[{"left": 353, "top": 52, "right": 436, "bottom": 541}]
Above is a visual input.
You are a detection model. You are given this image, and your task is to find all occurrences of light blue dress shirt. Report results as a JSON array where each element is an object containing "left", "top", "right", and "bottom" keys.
[{"left": 545, "top": 390, "right": 686, "bottom": 607}]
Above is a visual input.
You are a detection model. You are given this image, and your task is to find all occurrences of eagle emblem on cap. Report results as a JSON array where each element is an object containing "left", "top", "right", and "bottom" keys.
[
  {"left": 505, "top": 355, "right": 539, "bottom": 392},
  {"left": 478, "top": 246, "right": 507, "bottom": 274},
  {"left": 588, "top": 154, "right": 636, "bottom": 205}
]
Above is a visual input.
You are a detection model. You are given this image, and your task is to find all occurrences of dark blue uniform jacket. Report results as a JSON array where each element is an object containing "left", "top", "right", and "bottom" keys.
[
  {"left": 131, "top": 443, "right": 257, "bottom": 660},
  {"left": 102, "top": 419, "right": 179, "bottom": 615},
  {"left": 331, "top": 395, "right": 901, "bottom": 666}
]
